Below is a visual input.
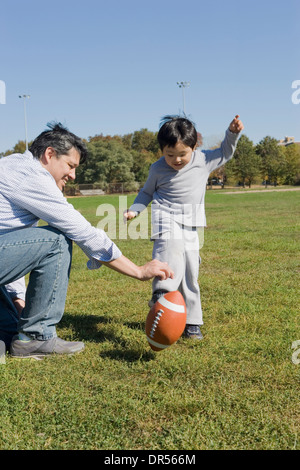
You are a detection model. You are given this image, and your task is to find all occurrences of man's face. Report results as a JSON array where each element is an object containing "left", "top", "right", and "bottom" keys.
[
  {"left": 42, "top": 147, "right": 80, "bottom": 191},
  {"left": 163, "top": 141, "right": 194, "bottom": 171}
]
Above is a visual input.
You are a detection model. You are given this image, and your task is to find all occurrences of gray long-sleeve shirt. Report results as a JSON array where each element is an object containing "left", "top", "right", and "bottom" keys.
[{"left": 130, "top": 129, "right": 240, "bottom": 231}]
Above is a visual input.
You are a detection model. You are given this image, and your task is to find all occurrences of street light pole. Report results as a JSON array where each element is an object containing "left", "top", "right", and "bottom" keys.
[
  {"left": 176, "top": 81, "right": 190, "bottom": 115},
  {"left": 19, "top": 94, "right": 30, "bottom": 150}
]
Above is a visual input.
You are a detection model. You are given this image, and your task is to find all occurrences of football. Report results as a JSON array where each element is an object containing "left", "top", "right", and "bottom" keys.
[{"left": 145, "top": 291, "right": 187, "bottom": 351}]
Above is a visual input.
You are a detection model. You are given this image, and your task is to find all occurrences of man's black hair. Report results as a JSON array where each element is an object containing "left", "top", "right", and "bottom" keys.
[
  {"left": 157, "top": 115, "right": 198, "bottom": 150},
  {"left": 29, "top": 122, "right": 88, "bottom": 163}
]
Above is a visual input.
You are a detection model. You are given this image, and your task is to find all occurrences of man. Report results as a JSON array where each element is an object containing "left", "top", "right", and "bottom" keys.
[{"left": 0, "top": 122, "right": 173, "bottom": 359}]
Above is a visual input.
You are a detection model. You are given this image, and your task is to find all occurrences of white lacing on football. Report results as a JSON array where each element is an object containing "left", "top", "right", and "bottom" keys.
[{"left": 149, "top": 309, "right": 163, "bottom": 338}]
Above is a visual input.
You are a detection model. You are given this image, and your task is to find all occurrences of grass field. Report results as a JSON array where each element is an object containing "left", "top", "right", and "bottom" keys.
[{"left": 0, "top": 190, "right": 299, "bottom": 450}]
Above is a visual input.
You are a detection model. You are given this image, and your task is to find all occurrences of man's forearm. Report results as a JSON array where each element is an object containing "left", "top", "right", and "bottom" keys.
[
  {"left": 102, "top": 255, "right": 142, "bottom": 279},
  {"left": 102, "top": 255, "right": 174, "bottom": 281}
]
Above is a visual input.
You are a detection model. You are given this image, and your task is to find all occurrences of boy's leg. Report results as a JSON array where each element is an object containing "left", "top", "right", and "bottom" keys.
[
  {"left": 181, "top": 226, "right": 203, "bottom": 324},
  {"left": 181, "top": 227, "right": 203, "bottom": 339},
  {"left": 151, "top": 237, "right": 185, "bottom": 298},
  {"left": 181, "top": 249, "right": 203, "bottom": 325},
  {"left": 0, "top": 226, "right": 72, "bottom": 344},
  {"left": 151, "top": 227, "right": 203, "bottom": 339}
]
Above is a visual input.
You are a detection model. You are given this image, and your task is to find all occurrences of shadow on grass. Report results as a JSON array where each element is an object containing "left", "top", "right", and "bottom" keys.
[
  {"left": 99, "top": 347, "right": 155, "bottom": 363},
  {"left": 59, "top": 313, "right": 112, "bottom": 342},
  {"left": 59, "top": 313, "right": 155, "bottom": 363},
  {"left": 123, "top": 320, "right": 144, "bottom": 330}
]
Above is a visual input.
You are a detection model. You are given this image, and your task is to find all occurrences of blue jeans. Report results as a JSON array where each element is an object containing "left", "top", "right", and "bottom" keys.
[{"left": 0, "top": 226, "right": 72, "bottom": 345}]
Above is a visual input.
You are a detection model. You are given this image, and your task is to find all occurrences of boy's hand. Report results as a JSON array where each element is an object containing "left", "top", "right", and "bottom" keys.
[
  {"left": 123, "top": 210, "right": 136, "bottom": 222},
  {"left": 12, "top": 297, "right": 25, "bottom": 317},
  {"left": 229, "top": 115, "right": 244, "bottom": 134}
]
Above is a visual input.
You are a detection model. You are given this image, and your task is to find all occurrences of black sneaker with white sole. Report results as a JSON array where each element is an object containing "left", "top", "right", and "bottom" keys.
[
  {"left": 148, "top": 290, "right": 168, "bottom": 308},
  {"left": 183, "top": 324, "right": 203, "bottom": 340}
]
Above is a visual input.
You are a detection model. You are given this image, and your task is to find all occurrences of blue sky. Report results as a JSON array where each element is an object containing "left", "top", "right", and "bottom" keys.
[{"left": 0, "top": 0, "right": 299, "bottom": 153}]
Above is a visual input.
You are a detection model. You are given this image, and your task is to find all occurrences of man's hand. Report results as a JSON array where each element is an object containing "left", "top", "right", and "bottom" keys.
[
  {"left": 229, "top": 115, "right": 244, "bottom": 134},
  {"left": 138, "top": 259, "right": 174, "bottom": 281}
]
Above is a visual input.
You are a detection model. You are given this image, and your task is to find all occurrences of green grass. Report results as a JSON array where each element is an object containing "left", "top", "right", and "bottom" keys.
[{"left": 0, "top": 190, "right": 299, "bottom": 450}]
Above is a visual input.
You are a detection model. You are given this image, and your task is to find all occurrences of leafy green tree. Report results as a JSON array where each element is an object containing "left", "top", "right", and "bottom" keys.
[
  {"left": 129, "top": 128, "right": 160, "bottom": 184},
  {"left": 76, "top": 140, "right": 136, "bottom": 186},
  {"left": 1, "top": 140, "right": 31, "bottom": 157},
  {"left": 283, "top": 144, "right": 300, "bottom": 185},
  {"left": 122, "top": 133, "right": 133, "bottom": 150},
  {"left": 225, "top": 135, "right": 261, "bottom": 187},
  {"left": 256, "top": 136, "right": 286, "bottom": 186},
  {"left": 131, "top": 128, "right": 159, "bottom": 154},
  {"left": 131, "top": 149, "right": 156, "bottom": 184},
  {"left": 88, "top": 133, "right": 123, "bottom": 144}
]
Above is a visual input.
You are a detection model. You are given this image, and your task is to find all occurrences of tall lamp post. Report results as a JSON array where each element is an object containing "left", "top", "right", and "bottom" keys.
[
  {"left": 19, "top": 94, "right": 30, "bottom": 150},
  {"left": 176, "top": 81, "right": 190, "bottom": 115}
]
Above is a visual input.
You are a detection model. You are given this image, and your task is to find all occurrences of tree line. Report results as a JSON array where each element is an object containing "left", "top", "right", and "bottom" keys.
[
  {"left": 1, "top": 129, "right": 300, "bottom": 190},
  {"left": 209, "top": 134, "right": 300, "bottom": 188}
]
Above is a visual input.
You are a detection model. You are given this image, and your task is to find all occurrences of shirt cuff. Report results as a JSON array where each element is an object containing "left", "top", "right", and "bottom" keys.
[
  {"left": 5, "top": 278, "right": 26, "bottom": 301},
  {"left": 86, "top": 247, "right": 123, "bottom": 270}
]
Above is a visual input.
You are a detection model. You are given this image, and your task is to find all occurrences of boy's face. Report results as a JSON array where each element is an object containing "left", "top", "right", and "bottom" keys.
[{"left": 163, "top": 141, "right": 194, "bottom": 171}]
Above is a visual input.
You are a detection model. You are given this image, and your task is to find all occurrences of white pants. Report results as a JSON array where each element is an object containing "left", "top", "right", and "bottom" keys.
[{"left": 152, "top": 224, "right": 203, "bottom": 325}]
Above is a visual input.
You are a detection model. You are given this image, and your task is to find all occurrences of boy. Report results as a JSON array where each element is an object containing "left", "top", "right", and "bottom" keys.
[{"left": 124, "top": 115, "right": 244, "bottom": 339}]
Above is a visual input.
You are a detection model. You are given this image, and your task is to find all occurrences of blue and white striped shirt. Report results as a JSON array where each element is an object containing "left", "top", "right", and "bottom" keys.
[{"left": 0, "top": 150, "right": 122, "bottom": 276}]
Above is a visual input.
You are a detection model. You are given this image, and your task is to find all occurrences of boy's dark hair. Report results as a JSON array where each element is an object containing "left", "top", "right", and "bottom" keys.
[
  {"left": 157, "top": 115, "right": 198, "bottom": 150},
  {"left": 29, "top": 122, "right": 88, "bottom": 163}
]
